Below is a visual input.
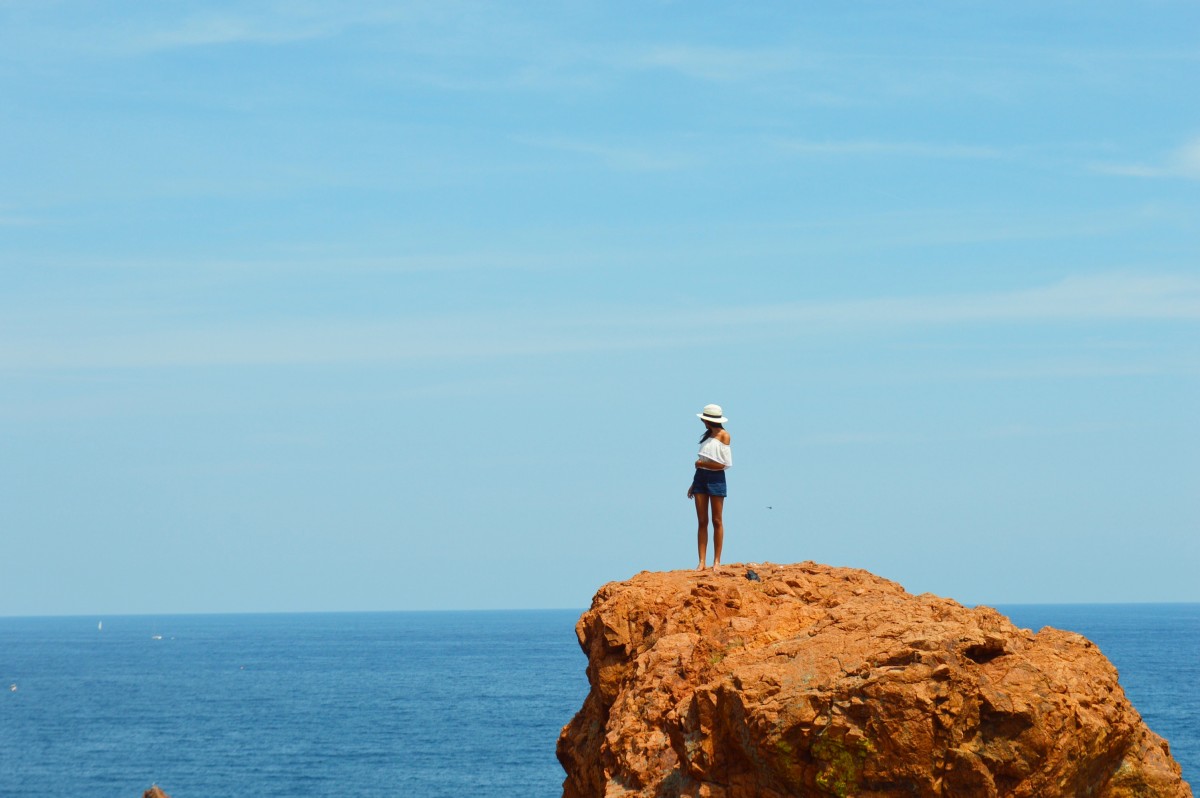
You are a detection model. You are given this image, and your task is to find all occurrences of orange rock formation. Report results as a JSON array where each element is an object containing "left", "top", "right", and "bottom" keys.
[{"left": 557, "top": 562, "right": 1191, "bottom": 798}]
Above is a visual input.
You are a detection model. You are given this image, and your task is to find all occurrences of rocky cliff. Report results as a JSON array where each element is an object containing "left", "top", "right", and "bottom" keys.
[{"left": 557, "top": 563, "right": 1191, "bottom": 798}]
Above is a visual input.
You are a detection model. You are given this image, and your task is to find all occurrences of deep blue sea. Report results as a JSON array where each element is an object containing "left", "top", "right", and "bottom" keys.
[{"left": 0, "top": 605, "right": 1195, "bottom": 797}]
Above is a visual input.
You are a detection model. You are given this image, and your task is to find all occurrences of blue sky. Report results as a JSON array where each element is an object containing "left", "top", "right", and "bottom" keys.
[{"left": 2, "top": 2, "right": 1198, "bottom": 615}]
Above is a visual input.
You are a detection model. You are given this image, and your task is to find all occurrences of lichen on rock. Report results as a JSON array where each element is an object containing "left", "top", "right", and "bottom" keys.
[{"left": 557, "top": 562, "right": 1192, "bottom": 798}]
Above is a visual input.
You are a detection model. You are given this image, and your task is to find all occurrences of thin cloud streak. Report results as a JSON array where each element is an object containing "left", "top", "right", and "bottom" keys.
[
  {"left": 135, "top": 15, "right": 328, "bottom": 50},
  {"left": 2, "top": 274, "right": 1196, "bottom": 371},
  {"left": 725, "top": 273, "right": 1200, "bottom": 327},
  {"left": 628, "top": 44, "right": 804, "bottom": 82},
  {"left": 0, "top": 321, "right": 703, "bottom": 370},
  {"left": 11, "top": 5, "right": 425, "bottom": 59},
  {"left": 775, "top": 138, "right": 1004, "bottom": 160},
  {"left": 512, "top": 135, "right": 696, "bottom": 171},
  {"left": 1090, "top": 136, "right": 1200, "bottom": 180},
  {"left": 111, "top": 5, "right": 423, "bottom": 55}
]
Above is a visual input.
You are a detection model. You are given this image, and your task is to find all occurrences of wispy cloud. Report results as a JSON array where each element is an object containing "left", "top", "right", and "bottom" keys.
[
  {"left": 626, "top": 44, "right": 803, "bottom": 83},
  {"left": 1090, "top": 136, "right": 1200, "bottom": 180},
  {"left": 3, "top": 274, "right": 1196, "bottom": 371},
  {"left": 0, "top": 315, "right": 699, "bottom": 370},
  {"left": 96, "top": 5, "right": 424, "bottom": 56},
  {"left": 774, "top": 138, "right": 1004, "bottom": 160},
  {"left": 133, "top": 14, "right": 328, "bottom": 51},
  {"left": 962, "top": 358, "right": 1196, "bottom": 381},
  {"left": 512, "top": 135, "right": 695, "bottom": 171},
  {"left": 713, "top": 273, "right": 1200, "bottom": 328}
]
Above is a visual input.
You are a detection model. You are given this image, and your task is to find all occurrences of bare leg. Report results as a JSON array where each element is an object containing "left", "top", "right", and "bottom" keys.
[
  {"left": 711, "top": 496, "right": 725, "bottom": 567},
  {"left": 694, "top": 493, "right": 710, "bottom": 569}
]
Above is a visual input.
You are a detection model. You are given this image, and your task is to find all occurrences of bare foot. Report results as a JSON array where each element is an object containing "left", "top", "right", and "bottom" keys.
[{"left": 696, "top": 562, "right": 707, "bottom": 570}]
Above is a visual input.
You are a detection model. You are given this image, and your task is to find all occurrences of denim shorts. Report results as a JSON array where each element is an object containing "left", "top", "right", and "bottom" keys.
[{"left": 691, "top": 468, "right": 727, "bottom": 497}]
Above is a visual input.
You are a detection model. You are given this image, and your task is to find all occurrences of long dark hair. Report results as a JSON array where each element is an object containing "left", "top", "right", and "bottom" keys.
[{"left": 699, "top": 422, "right": 724, "bottom": 444}]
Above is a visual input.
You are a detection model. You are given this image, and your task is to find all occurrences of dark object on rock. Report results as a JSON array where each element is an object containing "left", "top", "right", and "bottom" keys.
[
  {"left": 558, "top": 561, "right": 1192, "bottom": 798},
  {"left": 744, "top": 568, "right": 760, "bottom": 581},
  {"left": 143, "top": 786, "right": 171, "bottom": 798}
]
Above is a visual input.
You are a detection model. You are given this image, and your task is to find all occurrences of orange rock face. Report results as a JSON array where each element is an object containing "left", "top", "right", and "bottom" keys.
[{"left": 557, "top": 563, "right": 1191, "bottom": 798}]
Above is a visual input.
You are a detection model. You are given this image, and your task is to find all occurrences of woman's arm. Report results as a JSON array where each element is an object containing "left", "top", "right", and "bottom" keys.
[{"left": 695, "top": 457, "right": 726, "bottom": 470}]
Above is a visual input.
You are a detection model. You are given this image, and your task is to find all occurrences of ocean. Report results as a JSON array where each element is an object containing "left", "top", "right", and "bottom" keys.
[{"left": 0, "top": 604, "right": 1195, "bottom": 797}]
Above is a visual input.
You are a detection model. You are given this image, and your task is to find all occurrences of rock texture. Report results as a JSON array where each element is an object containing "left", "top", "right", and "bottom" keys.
[
  {"left": 142, "top": 788, "right": 171, "bottom": 798},
  {"left": 558, "top": 562, "right": 1191, "bottom": 798}
]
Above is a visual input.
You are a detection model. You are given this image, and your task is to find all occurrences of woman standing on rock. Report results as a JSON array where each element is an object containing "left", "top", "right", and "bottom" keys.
[{"left": 687, "top": 404, "right": 732, "bottom": 569}]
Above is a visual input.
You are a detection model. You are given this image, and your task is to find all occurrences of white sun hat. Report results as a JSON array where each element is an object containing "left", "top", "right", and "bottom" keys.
[{"left": 697, "top": 404, "right": 728, "bottom": 423}]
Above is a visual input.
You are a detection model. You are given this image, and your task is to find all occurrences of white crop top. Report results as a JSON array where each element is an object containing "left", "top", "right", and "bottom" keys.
[{"left": 698, "top": 436, "right": 732, "bottom": 468}]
